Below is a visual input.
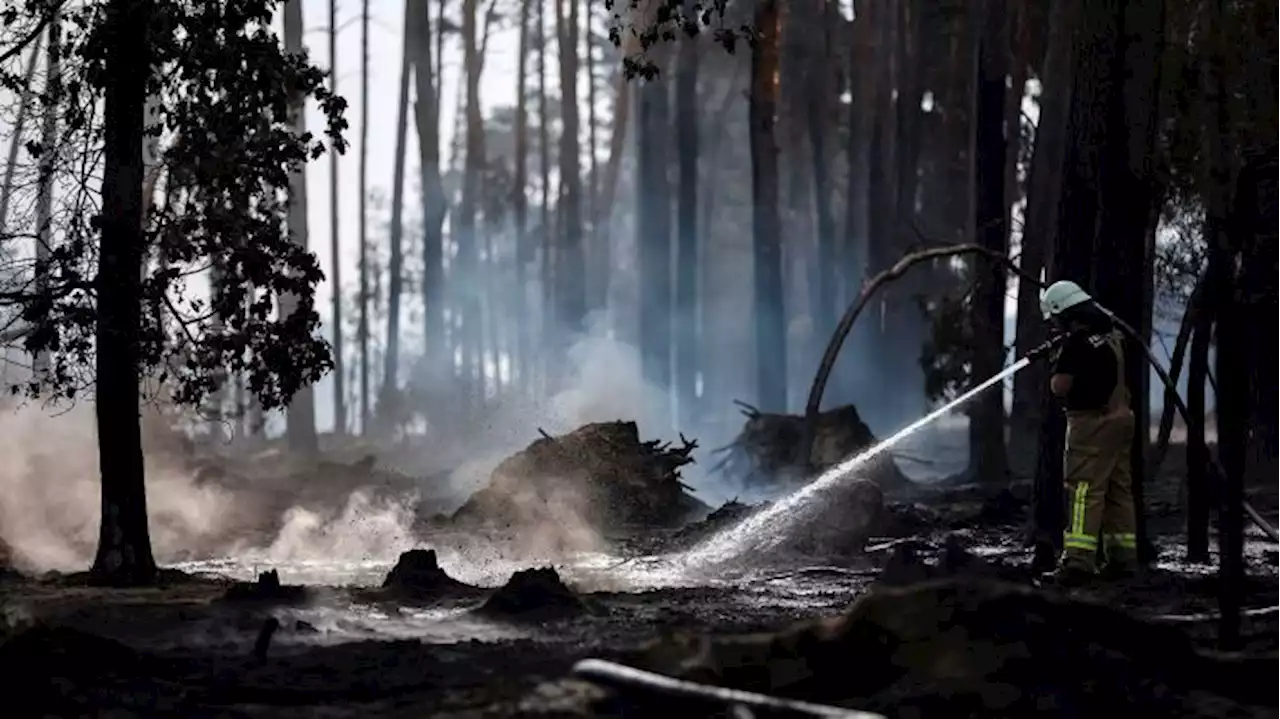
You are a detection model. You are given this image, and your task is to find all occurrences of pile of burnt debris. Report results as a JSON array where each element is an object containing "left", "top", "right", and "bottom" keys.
[
  {"left": 450, "top": 421, "right": 707, "bottom": 537},
  {"left": 711, "top": 402, "right": 909, "bottom": 491}
]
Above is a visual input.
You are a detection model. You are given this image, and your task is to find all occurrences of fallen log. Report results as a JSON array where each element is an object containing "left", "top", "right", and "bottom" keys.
[{"left": 573, "top": 658, "right": 884, "bottom": 719}]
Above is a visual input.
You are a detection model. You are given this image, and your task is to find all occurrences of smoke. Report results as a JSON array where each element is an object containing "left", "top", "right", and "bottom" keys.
[
  {"left": 0, "top": 319, "right": 732, "bottom": 580},
  {"left": 0, "top": 402, "right": 243, "bottom": 572}
]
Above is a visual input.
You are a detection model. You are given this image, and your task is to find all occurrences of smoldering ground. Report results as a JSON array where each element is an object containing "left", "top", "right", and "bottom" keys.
[{"left": 0, "top": 326, "right": 757, "bottom": 583}]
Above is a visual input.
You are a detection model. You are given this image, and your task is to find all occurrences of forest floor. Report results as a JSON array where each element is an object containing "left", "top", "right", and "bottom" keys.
[{"left": 0, "top": 446, "right": 1276, "bottom": 718}]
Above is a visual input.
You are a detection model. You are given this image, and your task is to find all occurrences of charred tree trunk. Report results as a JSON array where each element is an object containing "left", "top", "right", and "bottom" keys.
[
  {"left": 514, "top": 0, "right": 531, "bottom": 392},
  {"left": 1032, "top": 0, "right": 1117, "bottom": 566},
  {"left": 750, "top": 0, "right": 785, "bottom": 412},
  {"left": 1093, "top": 0, "right": 1164, "bottom": 564},
  {"left": 411, "top": 0, "right": 447, "bottom": 404},
  {"left": 357, "top": 0, "right": 371, "bottom": 432},
  {"left": 1012, "top": 0, "right": 1076, "bottom": 483},
  {"left": 380, "top": 0, "right": 413, "bottom": 426},
  {"left": 458, "top": 0, "right": 484, "bottom": 407},
  {"left": 1189, "top": 0, "right": 1231, "bottom": 569},
  {"left": 674, "top": 13, "right": 700, "bottom": 429},
  {"left": 585, "top": 6, "right": 601, "bottom": 317},
  {"left": 597, "top": 72, "right": 629, "bottom": 312},
  {"left": 879, "top": 0, "right": 925, "bottom": 430},
  {"left": 537, "top": 0, "right": 552, "bottom": 391},
  {"left": 328, "top": 0, "right": 345, "bottom": 434},
  {"left": 636, "top": 65, "right": 672, "bottom": 392},
  {"left": 90, "top": 0, "right": 157, "bottom": 587},
  {"left": 808, "top": 0, "right": 836, "bottom": 358},
  {"left": 555, "top": 0, "right": 585, "bottom": 337},
  {"left": 839, "top": 1, "right": 876, "bottom": 404},
  {"left": 970, "top": 0, "right": 1009, "bottom": 483},
  {"left": 283, "top": 0, "right": 319, "bottom": 454}
]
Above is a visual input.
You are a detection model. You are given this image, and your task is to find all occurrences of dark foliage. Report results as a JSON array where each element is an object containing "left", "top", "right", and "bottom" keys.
[{"left": 0, "top": 0, "right": 347, "bottom": 413}]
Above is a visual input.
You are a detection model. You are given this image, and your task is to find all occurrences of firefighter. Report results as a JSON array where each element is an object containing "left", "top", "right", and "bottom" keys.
[{"left": 1040, "top": 280, "right": 1138, "bottom": 586}]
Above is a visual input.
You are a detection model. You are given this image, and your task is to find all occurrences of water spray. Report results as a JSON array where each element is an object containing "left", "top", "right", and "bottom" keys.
[{"left": 682, "top": 347, "right": 1054, "bottom": 567}]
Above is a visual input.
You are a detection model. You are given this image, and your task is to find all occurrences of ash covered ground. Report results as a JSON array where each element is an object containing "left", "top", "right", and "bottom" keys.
[{"left": 0, "top": 415, "right": 1276, "bottom": 718}]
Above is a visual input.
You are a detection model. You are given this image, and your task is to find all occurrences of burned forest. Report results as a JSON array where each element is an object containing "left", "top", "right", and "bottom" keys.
[{"left": 0, "top": 0, "right": 1277, "bottom": 716}]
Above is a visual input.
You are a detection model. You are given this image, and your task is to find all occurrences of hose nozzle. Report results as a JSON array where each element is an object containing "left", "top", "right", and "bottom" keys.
[{"left": 1025, "top": 333, "right": 1069, "bottom": 362}]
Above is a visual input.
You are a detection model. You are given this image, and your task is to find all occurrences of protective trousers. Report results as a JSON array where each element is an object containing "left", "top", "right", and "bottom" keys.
[{"left": 1062, "top": 332, "right": 1138, "bottom": 572}]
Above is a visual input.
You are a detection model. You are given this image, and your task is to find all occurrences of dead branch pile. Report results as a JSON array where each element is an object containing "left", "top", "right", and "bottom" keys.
[
  {"left": 712, "top": 402, "right": 909, "bottom": 490},
  {"left": 451, "top": 421, "right": 708, "bottom": 535}
]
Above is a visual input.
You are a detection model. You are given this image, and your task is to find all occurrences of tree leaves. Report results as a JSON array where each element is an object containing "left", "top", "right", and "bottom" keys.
[{"left": 2, "top": 0, "right": 347, "bottom": 414}]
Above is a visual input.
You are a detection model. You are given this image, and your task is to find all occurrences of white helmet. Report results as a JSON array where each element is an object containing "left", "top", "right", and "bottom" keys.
[{"left": 1040, "top": 280, "right": 1092, "bottom": 320}]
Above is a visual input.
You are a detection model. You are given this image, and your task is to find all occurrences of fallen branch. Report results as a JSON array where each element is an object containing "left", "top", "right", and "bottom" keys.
[
  {"left": 804, "top": 243, "right": 1032, "bottom": 452},
  {"left": 572, "top": 658, "right": 885, "bottom": 719}
]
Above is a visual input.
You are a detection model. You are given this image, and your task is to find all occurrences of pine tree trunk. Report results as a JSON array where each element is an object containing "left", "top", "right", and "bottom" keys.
[
  {"left": 970, "top": 0, "right": 1009, "bottom": 484},
  {"left": 458, "top": 0, "right": 484, "bottom": 407},
  {"left": 554, "top": 0, "right": 585, "bottom": 338},
  {"left": 750, "top": 0, "right": 785, "bottom": 412},
  {"left": 356, "top": 0, "right": 371, "bottom": 432},
  {"left": 513, "top": 0, "right": 531, "bottom": 393},
  {"left": 584, "top": 6, "right": 600, "bottom": 315},
  {"left": 90, "top": 0, "right": 157, "bottom": 587},
  {"left": 1011, "top": 0, "right": 1077, "bottom": 481},
  {"left": 674, "top": 12, "right": 700, "bottom": 430},
  {"left": 283, "top": 0, "right": 319, "bottom": 454},
  {"left": 1093, "top": 0, "right": 1164, "bottom": 563},
  {"left": 636, "top": 64, "right": 672, "bottom": 392},
  {"left": 537, "top": 0, "right": 552, "bottom": 394},
  {"left": 410, "top": 0, "right": 447, "bottom": 408},
  {"left": 380, "top": 0, "right": 413, "bottom": 427},
  {"left": 328, "top": 0, "right": 346, "bottom": 434},
  {"left": 807, "top": 0, "right": 836, "bottom": 349},
  {"left": 596, "top": 72, "right": 629, "bottom": 314}
]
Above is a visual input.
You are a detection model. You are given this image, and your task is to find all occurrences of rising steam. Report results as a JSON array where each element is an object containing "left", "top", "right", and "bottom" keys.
[{"left": 0, "top": 327, "right": 717, "bottom": 582}]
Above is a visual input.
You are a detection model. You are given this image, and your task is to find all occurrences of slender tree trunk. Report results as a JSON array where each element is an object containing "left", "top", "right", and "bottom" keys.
[
  {"left": 585, "top": 6, "right": 600, "bottom": 315},
  {"left": 808, "top": 0, "right": 836, "bottom": 347},
  {"left": 635, "top": 63, "right": 672, "bottom": 392},
  {"left": 1012, "top": 0, "right": 1076, "bottom": 482},
  {"left": 514, "top": 0, "right": 531, "bottom": 393},
  {"left": 283, "top": 0, "right": 319, "bottom": 455},
  {"left": 356, "top": 0, "right": 371, "bottom": 433},
  {"left": 750, "top": 0, "right": 785, "bottom": 412},
  {"left": 409, "top": 0, "right": 446, "bottom": 409},
  {"left": 380, "top": 0, "right": 413, "bottom": 427},
  {"left": 596, "top": 72, "right": 629, "bottom": 311},
  {"left": 32, "top": 11, "right": 61, "bottom": 377},
  {"left": 90, "top": 0, "right": 157, "bottom": 587},
  {"left": 674, "top": 12, "right": 699, "bottom": 429},
  {"left": 968, "top": 0, "right": 1009, "bottom": 483},
  {"left": 1187, "top": 0, "right": 1233, "bottom": 564},
  {"left": 328, "top": 0, "right": 345, "bottom": 434},
  {"left": 458, "top": 0, "right": 484, "bottom": 407},
  {"left": 555, "top": 0, "right": 585, "bottom": 338},
  {"left": 839, "top": 1, "right": 875, "bottom": 405},
  {"left": 537, "top": 0, "right": 552, "bottom": 395},
  {"left": 0, "top": 33, "right": 43, "bottom": 234},
  {"left": 1093, "top": 0, "right": 1164, "bottom": 563}
]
